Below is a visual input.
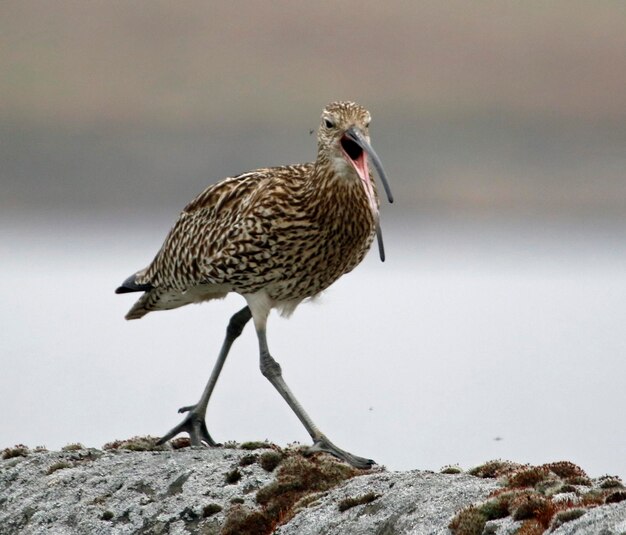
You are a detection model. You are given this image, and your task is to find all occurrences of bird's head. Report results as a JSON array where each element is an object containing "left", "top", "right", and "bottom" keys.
[{"left": 317, "top": 101, "right": 393, "bottom": 214}]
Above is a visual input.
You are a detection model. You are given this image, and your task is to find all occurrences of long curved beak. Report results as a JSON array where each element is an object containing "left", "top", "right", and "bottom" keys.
[
  {"left": 343, "top": 126, "right": 393, "bottom": 262},
  {"left": 344, "top": 126, "right": 394, "bottom": 204}
]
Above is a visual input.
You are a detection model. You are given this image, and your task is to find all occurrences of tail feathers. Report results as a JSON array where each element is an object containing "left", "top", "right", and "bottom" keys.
[
  {"left": 122, "top": 287, "right": 192, "bottom": 320},
  {"left": 125, "top": 302, "right": 150, "bottom": 320},
  {"left": 124, "top": 290, "right": 159, "bottom": 320},
  {"left": 115, "top": 273, "right": 154, "bottom": 294}
]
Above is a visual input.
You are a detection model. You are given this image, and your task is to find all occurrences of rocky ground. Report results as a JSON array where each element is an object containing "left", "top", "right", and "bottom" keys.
[{"left": 1, "top": 439, "right": 625, "bottom": 534}]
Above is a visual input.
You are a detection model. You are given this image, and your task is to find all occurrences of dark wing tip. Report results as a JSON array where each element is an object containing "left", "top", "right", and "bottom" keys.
[{"left": 115, "top": 274, "right": 154, "bottom": 294}]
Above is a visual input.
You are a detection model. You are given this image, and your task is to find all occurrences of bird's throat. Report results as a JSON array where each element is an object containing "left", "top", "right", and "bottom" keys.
[{"left": 347, "top": 151, "right": 378, "bottom": 216}]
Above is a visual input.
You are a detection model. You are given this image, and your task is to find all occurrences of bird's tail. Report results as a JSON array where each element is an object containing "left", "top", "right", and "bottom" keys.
[{"left": 125, "top": 298, "right": 151, "bottom": 320}]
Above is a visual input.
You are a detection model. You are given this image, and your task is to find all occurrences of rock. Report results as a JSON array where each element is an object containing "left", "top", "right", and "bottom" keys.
[
  {"left": 1, "top": 444, "right": 625, "bottom": 534},
  {"left": 274, "top": 470, "right": 498, "bottom": 535},
  {"left": 0, "top": 445, "right": 276, "bottom": 535},
  {"left": 550, "top": 502, "right": 626, "bottom": 534}
]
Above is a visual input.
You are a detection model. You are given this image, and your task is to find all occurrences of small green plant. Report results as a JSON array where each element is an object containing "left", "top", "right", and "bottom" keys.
[
  {"left": 478, "top": 496, "right": 510, "bottom": 520},
  {"left": 543, "top": 461, "right": 586, "bottom": 480},
  {"left": 448, "top": 505, "right": 487, "bottom": 535},
  {"left": 202, "top": 503, "right": 223, "bottom": 517},
  {"left": 61, "top": 443, "right": 84, "bottom": 452},
  {"left": 551, "top": 508, "right": 585, "bottom": 529},
  {"left": 225, "top": 468, "right": 242, "bottom": 484},
  {"left": 222, "top": 449, "right": 361, "bottom": 535},
  {"left": 221, "top": 505, "right": 273, "bottom": 535},
  {"left": 468, "top": 460, "right": 520, "bottom": 479},
  {"left": 259, "top": 451, "right": 283, "bottom": 472},
  {"left": 101, "top": 511, "right": 114, "bottom": 521},
  {"left": 46, "top": 461, "right": 71, "bottom": 475},
  {"left": 440, "top": 464, "right": 463, "bottom": 474},
  {"left": 338, "top": 492, "right": 381, "bottom": 512},
  {"left": 606, "top": 490, "right": 626, "bottom": 504},
  {"left": 1, "top": 444, "right": 29, "bottom": 459},
  {"left": 102, "top": 436, "right": 165, "bottom": 451},
  {"left": 506, "top": 466, "right": 552, "bottom": 489},
  {"left": 240, "top": 441, "right": 271, "bottom": 451},
  {"left": 239, "top": 454, "right": 257, "bottom": 467},
  {"left": 516, "top": 519, "right": 544, "bottom": 535},
  {"left": 510, "top": 492, "right": 551, "bottom": 521},
  {"left": 452, "top": 460, "right": 623, "bottom": 535},
  {"left": 599, "top": 476, "right": 624, "bottom": 489}
]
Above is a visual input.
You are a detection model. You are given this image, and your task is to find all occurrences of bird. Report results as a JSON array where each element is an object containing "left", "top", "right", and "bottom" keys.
[{"left": 115, "top": 101, "right": 393, "bottom": 469}]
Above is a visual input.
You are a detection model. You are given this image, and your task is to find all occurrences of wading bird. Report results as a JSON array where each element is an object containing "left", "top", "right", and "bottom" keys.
[{"left": 116, "top": 101, "right": 393, "bottom": 468}]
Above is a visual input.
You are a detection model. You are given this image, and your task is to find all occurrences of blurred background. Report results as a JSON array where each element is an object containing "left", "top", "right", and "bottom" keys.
[{"left": 1, "top": 2, "right": 625, "bottom": 479}]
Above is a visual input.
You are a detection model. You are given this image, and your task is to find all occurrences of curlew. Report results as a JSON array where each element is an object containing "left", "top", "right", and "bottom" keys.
[{"left": 116, "top": 101, "right": 393, "bottom": 468}]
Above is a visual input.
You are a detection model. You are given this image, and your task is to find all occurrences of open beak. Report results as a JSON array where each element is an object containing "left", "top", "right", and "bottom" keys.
[
  {"left": 342, "top": 126, "right": 394, "bottom": 206},
  {"left": 341, "top": 126, "right": 393, "bottom": 262}
]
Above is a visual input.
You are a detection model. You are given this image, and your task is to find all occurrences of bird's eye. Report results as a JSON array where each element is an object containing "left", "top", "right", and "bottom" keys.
[{"left": 324, "top": 119, "right": 334, "bottom": 129}]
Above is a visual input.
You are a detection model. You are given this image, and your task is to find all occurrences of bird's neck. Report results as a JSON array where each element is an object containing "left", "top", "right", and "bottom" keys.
[{"left": 304, "top": 156, "right": 377, "bottom": 230}]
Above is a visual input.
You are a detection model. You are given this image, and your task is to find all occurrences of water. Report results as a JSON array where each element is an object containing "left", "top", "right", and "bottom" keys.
[{"left": 1, "top": 214, "right": 625, "bottom": 479}]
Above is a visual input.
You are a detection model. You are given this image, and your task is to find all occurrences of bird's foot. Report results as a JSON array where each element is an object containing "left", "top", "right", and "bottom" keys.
[
  {"left": 156, "top": 404, "right": 218, "bottom": 447},
  {"left": 307, "top": 436, "right": 375, "bottom": 469}
]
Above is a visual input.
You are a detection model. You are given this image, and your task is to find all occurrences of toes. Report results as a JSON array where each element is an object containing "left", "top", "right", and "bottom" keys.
[{"left": 307, "top": 438, "right": 375, "bottom": 469}]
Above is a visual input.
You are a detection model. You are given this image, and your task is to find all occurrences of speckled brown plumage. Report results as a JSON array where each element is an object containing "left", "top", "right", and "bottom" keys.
[{"left": 123, "top": 101, "right": 379, "bottom": 320}]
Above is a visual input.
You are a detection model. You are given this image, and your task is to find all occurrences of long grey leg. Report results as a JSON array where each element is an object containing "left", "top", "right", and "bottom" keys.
[
  {"left": 157, "top": 306, "right": 252, "bottom": 446},
  {"left": 256, "top": 326, "right": 375, "bottom": 469}
]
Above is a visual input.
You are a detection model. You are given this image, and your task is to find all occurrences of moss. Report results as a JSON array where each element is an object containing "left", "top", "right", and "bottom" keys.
[
  {"left": 506, "top": 466, "right": 552, "bottom": 489},
  {"left": 543, "top": 461, "right": 586, "bottom": 480},
  {"left": 580, "top": 489, "right": 606, "bottom": 506},
  {"left": 255, "top": 451, "right": 359, "bottom": 528},
  {"left": 468, "top": 460, "right": 520, "bottom": 479},
  {"left": 61, "top": 443, "right": 84, "bottom": 452},
  {"left": 46, "top": 461, "right": 71, "bottom": 474},
  {"left": 170, "top": 437, "right": 191, "bottom": 450},
  {"left": 516, "top": 519, "right": 545, "bottom": 535},
  {"left": 599, "top": 476, "right": 624, "bottom": 489},
  {"left": 551, "top": 508, "right": 585, "bottom": 529},
  {"left": 338, "top": 492, "right": 381, "bottom": 512},
  {"left": 566, "top": 475, "right": 592, "bottom": 486},
  {"left": 240, "top": 441, "right": 271, "bottom": 451},
  {"left": 478, "top": 497, "right": 509, "bottom": 520},
  {"left": 292, "top": 491, "right": 326, "bottom": 511},
  {"left": 221, "top": 505, "right": 274, "bottom": 535},
  {"left": 440, "top": 464, "right": 463, "bottom": 475},
  {"left": 101, "top": 511, "right": 114, "bottom": 521},
  {"left": 239, "top": 454, "right": 258, "bottom": 467},
  {"left": 225, "top": 468, "right": 242, "bottom": 484},
  {"left": 510, "top": 492, "right": 552, "bottom": 521},
  {"left": 202, "top": 503, "right": 223, "bottom": 517},
  {"left": 1, "top": 444, "right": 29, "bottom": 459},
  {"left": 606, "top": 491, "right": 626, "bottom": 504},
  {"left": 448, "top": 506, "right": 487, "bottom": 535},
  {"left": 102, "top": 436, "right": 166, "bottom": 451},
  {"left": 259, "top": 451, "right": 283, "bottom": 472},
  {"left": 230, "top": 497, "right": 245, "bottom": 504},
  {"left": 455, "top": 460, "right": 625, "bottom": 534}
]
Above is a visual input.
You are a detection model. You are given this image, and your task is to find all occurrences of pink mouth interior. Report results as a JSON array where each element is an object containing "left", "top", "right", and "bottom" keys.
[{"left": 341, "top": 139, "right": 378, "bottom": 215}]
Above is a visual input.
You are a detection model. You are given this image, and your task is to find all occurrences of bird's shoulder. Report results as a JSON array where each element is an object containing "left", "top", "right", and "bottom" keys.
[{"left": 182, "top": 163, "right": 314, "bottom": 215}]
